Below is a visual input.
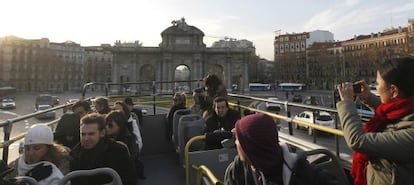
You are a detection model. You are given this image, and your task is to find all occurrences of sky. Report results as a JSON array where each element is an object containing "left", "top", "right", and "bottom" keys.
[{"left": 0, "top": 0, "right": 413, "bottom": 60}]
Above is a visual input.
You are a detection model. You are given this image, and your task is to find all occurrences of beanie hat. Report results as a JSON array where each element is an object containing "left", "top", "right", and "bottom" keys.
[
  {"left": 235, "top": 114, "right": 283, "bottom": 183},
  {"left": 24, "top": 124, "right": 54, "bottom": 146}
]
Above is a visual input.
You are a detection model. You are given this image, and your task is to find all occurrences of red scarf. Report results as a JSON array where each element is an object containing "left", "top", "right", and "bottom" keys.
[{"left": 351, "top": 96, "right": 414, "bottom": 185}]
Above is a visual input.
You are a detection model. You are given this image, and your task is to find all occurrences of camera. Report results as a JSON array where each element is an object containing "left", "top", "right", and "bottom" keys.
[{"left": 353, "top": 83, "right": 362, "bottom": 94}]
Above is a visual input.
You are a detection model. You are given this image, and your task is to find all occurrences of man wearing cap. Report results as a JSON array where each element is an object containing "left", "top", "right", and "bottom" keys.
[
  {"left": 224, "top": 114, "right": 338, "bottom": 185},
  {"left": 70, "top": 113, "right": 136, "bottom": 185},
  {"left": 13, "top": 124, "right": 67, "bottom": 185},
  {"left": 124, "top": 97, "right": 143, "bottom": 128}
]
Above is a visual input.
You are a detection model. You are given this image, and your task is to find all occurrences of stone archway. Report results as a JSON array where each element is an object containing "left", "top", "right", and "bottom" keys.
[{"left": 174, "top": 64, "right": 191, "bottom": 92}]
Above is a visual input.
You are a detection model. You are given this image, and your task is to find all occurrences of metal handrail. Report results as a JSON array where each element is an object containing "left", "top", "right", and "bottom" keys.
[
  {"left": 57, "top": 167, "right": 122, "bottom": 185},
  {"left": 185, "top": 135, "right": 206, "bottom": 185},
  {"left": 193, "top": 165, "right": 223, "bottom": 185}
]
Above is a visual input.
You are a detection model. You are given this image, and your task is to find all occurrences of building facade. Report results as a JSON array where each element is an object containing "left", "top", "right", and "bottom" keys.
[
  {"left": 275, "top": 19, "right": 414, "bottom": 90},
  {"left": 84, "top": 45, "right": 113, "bottom": 91},
  {"left": 0, "top": 36, "right": 84, "bottom": 92},
  {"left": 274, "top": 30, "right": 334, "bottom": 85}
]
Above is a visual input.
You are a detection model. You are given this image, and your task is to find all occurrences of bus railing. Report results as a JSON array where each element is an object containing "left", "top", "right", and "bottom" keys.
[
  {"left": 228, "top": 93, "right": 346, "bottom": 159},
  {"left": 192, "top": 165, "right": 223, "bottom": 185}
]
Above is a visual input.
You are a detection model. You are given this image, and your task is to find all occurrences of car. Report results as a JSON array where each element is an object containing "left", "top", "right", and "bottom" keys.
[
  {"left": 0, "top": 98, "right": 16, "bottom": 109},
  {"left": 244, "top": 100, "right": 263, "bottom": 115},
  {"left": 134, "top": 105, "right": 148, "bottom": 115},
  {"left": 67, "top": 98, "right": 80, "bottom": 104},
  {"left": 35, "top": 105, "right": 56, "bottom": 119},
  {"left": 265, "top": 97, "right": 281, "bottom": 112},
  {"left": 303, "top": 96, "right": 320, "bottom": 105},
  {"left": 293, "top": 110, "right": 335, "bottom": 135},
  {"left": 35, "top": 94, "right": 54, "bottom": 109},
  {"left": 52, "top": 96, "right": 60, "bottom": 106},
  {"left": 292, "top": 94, "right": 302, "bottom": 102}
]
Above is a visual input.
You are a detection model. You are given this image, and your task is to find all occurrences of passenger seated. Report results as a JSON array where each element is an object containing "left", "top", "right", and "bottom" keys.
[
  {"left": 204, "top": 97, "right": 240, "bottom": 133},
  {"left": 190, "top": 89, "right": 204, "bottom": 115},
  {"left": 104, "top": 110, "right": 145, "bottom": 179},
  {"left": 70, "top": 113, "right": 137, "bottom": 185},
  {"left": 54, "top": 112, "right": 80, "bottom": 149},
  {"left": 9, "top": 124, "right": 70, "bottom": 185},
  {"left": 166, "top": 92, "right": 187, "bottom": 141},
  {"left": 224, "top": 114, "right": 339, "bottom": 185},
  {"left": 124, "top": 97, "right": 144, "bottom": 130},
  {"left": 113, "top": 101, "right": 143, "bottom": 152},
  {"left": 204, "top": 97, "right": 240, "bottom": 149},
  {"left": 94, "top": 96, "right": 111, "bottom": 115},
  {"left": 71, "top": 100, "right": 92, "bottom": 118}
]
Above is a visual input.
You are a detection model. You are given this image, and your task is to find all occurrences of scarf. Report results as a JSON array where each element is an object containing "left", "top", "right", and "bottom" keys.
[{"left": 351, "top": 96, "right": 414, "bottom": 185}]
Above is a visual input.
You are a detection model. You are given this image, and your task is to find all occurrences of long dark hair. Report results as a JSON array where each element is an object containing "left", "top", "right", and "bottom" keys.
[
  {"left": 105, "top": 110, "right": 130, "bottom": 140},
  {"left": 203, "top": 74, "right": 223, "bottom": 94},
  {"left": 378, "top": 56, "right": 414, "bottom": 96}
]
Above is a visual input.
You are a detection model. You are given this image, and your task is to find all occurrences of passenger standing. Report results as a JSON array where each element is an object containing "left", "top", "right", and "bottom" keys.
[
  {"left": 11, "top": 124, "right": 70, "bottom": 185},
  {"left": 201, "top": 74, "right": 227, "bottom": 119},
  {"left": 166, "top": 92, "right": 187, "bottom": 141},
  {"left": 336, "top": 57, "right": 414, "bottom": 185},
  {"left": 94, "top": 96, "right": 111, "bottom": 115},
  {"left": 114, "top": 101, "right": 143, "bottom": 152},
  {"left": 224, "top": 114, "right": 339, "bottom": 185},
  {"left": 70, "top": 113, "right": 136, "bottom": 185}
]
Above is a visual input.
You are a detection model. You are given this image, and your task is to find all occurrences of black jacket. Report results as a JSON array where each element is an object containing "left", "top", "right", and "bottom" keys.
[
  {"left": 204, "top": 108, "right": 240, "bottom": 133},
  {"left": 70, "top": 138, "right": 137, "bottom": 185}
]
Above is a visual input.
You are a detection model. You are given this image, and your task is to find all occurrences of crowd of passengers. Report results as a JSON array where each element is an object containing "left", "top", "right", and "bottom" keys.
[
  {"left": 4, "top": 97, "right": 144, "bottom": 185},
  {"left": 3, "top": 56, "right": 414, "bottom": 185}
]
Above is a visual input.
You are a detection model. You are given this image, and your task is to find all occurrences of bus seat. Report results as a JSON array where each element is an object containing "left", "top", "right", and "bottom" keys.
[
  {"left": 172, "top": 109, "right": 192, "bottom": 147},
  {"left": 305, "top": 149, "right": 351, "bottom": 185},
  {"left": 57, "top": 168, "right": 122, "bottom": 185},
  {"left": 177, "top": 114, "right": 204, "bottom": 164},
  {"left": 188, "top": 147, "right": 237, "bottom": 185}
]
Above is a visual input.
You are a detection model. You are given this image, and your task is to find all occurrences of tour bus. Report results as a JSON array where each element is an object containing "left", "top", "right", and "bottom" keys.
[
  {"left": 0, "top": 81, "right": 351, "bottom": 185},
  {"left": 278, "top": 83, "right": 306, "bottom": 92},
  {"left": 248, "top": 83, "right": 272, "bottom": 91}
]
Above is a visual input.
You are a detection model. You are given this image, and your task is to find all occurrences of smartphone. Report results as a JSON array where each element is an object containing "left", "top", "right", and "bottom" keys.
[{"left": 353, "top": 83, "right": 362, "bottom": 94}]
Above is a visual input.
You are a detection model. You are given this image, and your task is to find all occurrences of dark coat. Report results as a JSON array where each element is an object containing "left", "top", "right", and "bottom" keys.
[
  {"left": 224, "top": 150, "right": 339, "bottom": 185},
  {"left": 204, "top": 108, "right": 240, "bottom": 133},
  {"left": 54, "top": 113, "right": 80, "bottom": 149},
  {"left": 70, "top": 138, "right": 137, "bottom": 185}
]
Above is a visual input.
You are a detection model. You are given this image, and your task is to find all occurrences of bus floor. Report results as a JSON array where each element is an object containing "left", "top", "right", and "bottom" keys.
[{"left": 137, "top": 151, "right": 185, "bottom": 185}]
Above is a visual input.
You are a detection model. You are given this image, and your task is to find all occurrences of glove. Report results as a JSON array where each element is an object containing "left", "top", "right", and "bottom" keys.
[{"left": 25, "top": 163, "right": 52, "bottom": 181}]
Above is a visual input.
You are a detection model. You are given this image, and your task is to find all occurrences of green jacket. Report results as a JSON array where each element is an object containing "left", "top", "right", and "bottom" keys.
[{"left": 337, "top": 94, "right": 414, "bottom": 185}]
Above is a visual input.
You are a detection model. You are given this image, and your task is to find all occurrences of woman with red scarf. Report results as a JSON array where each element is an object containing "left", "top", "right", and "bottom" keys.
[{"left": 337, "top": 56, "right": 414, "bottom": 185}]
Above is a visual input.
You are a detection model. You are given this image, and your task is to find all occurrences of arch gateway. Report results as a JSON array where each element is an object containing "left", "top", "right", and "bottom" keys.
[{"left": 111, "top": 18, "right": 255, "bottom": 93}]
